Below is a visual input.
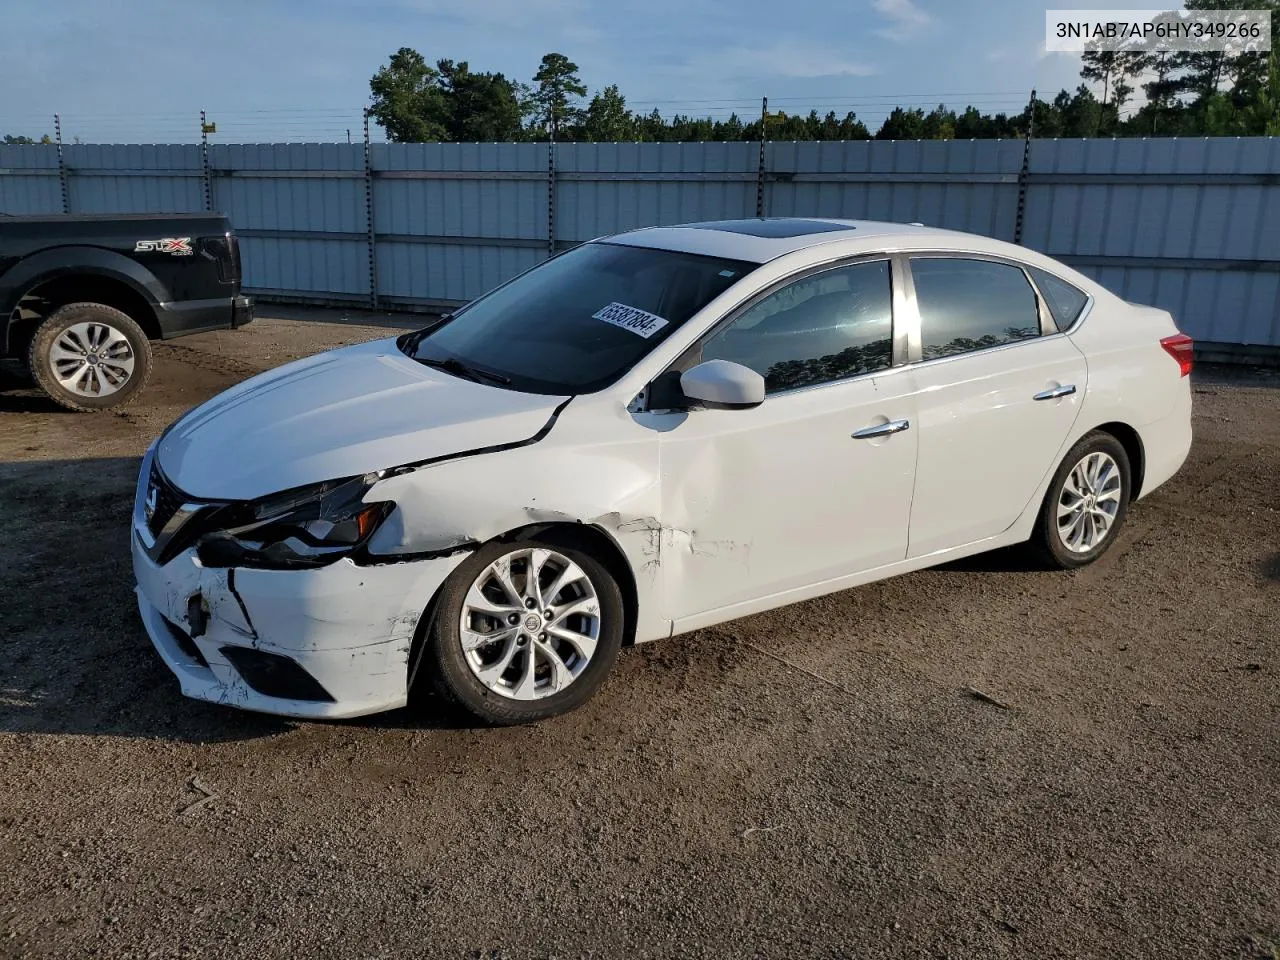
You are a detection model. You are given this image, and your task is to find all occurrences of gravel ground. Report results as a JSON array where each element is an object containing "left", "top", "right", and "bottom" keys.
[{"left": 1, "top": 313, "right": 1277, "bottom": 959}]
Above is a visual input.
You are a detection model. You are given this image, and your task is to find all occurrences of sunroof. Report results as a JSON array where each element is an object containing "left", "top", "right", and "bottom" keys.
[{"left": 687, "top": 218, "right": 854, "bottom": 239}]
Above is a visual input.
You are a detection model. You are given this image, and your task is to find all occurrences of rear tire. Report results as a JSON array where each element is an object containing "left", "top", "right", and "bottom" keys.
[
  {"left": 424, "top": 538, "right": 624, "bottom": 725},
  {"left": 1032, "top": 430, "right": 1131, "bottom": 569},
  {"left": 28, "top": 302, "right": 153, "bottom": 412}
]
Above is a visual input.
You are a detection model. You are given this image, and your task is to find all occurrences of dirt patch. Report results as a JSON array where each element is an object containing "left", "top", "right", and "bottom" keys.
[{"left": 1, "top": 314, "right": 1277, "bottom": 959}]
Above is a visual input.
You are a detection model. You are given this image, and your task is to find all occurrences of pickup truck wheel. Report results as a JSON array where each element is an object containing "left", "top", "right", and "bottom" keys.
[{"left": 28, "top": 303, "right": 153, "bottom": 412}]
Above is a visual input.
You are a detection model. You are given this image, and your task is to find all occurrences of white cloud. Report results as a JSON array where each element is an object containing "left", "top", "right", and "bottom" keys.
[
  {"left": 719, "top": 43, "right": 877, "bottom": 79},
  {"left": 871, "top": 0, "right": 933, "bottom": 41},
  {"left": 379, "top": 0, "right": 587, "bottom": 27},
  {"left": 562, "top": 23, "right": 605, "bottom": 45}
]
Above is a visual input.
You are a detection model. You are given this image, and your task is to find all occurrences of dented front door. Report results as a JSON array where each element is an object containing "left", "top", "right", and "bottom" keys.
[{"left": 652, "top": 368, "right": 918, "bottom": 623}]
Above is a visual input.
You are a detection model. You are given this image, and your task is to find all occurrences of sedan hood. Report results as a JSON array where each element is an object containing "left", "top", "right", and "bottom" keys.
[{"left": 157, "top": 337, "right": 568, "bottom": 500}]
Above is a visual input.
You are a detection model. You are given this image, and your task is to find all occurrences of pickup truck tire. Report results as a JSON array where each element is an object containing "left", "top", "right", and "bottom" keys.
[{"left": 28, "top": 303, "right": 153, "bottom": 412}]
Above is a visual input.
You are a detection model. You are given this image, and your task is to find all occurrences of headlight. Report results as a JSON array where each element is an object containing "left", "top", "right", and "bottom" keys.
[{"left": 197, "top": 473, "right": 391, "bottom": 569}]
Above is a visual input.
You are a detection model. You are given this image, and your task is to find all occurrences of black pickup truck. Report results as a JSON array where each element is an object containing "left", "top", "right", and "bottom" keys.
[{"left": 1, "top": 213, "right": 252, "bottom": 411}]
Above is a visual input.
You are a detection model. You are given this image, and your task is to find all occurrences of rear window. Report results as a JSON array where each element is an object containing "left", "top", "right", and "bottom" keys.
[
  {"left": 910, "top": 258, "right": 1041, "bottom": 360},
  {"left": 1029, "top": 267, "right": 1089, "bottom": 331}
]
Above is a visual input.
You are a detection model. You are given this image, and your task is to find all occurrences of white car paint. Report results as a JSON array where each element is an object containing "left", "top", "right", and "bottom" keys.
[
  {"left": 905, "top": 332, "right": 1090, "bottom": 557},
  {"left": 157, "top": 338, "right": 568, "bottom": 500},
  {"left": 132, "top": 218, "right": 1193, "bottom": 719}
]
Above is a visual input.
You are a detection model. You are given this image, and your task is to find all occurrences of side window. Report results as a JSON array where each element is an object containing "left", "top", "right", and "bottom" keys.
[
  {"left": 700, "top": 260, "right": 893, "bottom": 394},
  {"left": 910, "top": 258, "right": 1041, "bottom": 361},
  {"left": 1029, "top": 266, "right": 1088, "bottom": 331}
]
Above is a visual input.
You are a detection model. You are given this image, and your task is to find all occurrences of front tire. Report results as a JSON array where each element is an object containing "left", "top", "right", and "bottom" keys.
[
  {"left": 1033, "top": 430, "right": 1132, "bottom": 569},
  {"left": 27, "top": 303, "right": 153, "bottom": 412},
  {"left": 424, "top": 538, "right": 624, "bottom": 725}
]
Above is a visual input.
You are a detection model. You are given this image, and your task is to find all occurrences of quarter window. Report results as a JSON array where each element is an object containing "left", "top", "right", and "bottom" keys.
[
  {"left": 1029, "top": 266, "right": 1088, "bottom": 331},
  {"left": 910, "top": 258, "right": 1041, "bottom": 361},
  {"left": 700, "top": 260, "right": 894, "bottom": 394}
]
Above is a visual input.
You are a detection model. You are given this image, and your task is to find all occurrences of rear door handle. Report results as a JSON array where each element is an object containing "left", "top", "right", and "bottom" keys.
[
  {"left": 852, "top": 418, "right": 910, "bottom": 439},
  {"left": 1033, "top": 384, "right": 1077, "bottom": 401}
]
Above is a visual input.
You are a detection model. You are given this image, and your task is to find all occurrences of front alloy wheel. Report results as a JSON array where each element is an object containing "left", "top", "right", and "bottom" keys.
[
  {"left": 460, "top": 547, "right": 602, "bottom": 701},
  {"left": 424, "top": 537, "right": 624, "bottom": 724}
]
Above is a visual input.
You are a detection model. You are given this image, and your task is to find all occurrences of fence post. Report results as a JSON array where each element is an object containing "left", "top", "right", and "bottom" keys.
[
  {"left": 756, "top": 96, "right": 768, "bottom": 218},
  {"left": 547, "top": 139, "right": 557, "bottom": 258},
  {"left": 363, "top": 110, "right": 379, "bottom": 310},
  {"left": 1013, "top": 89, "right": 1036, "bottom": 245},
  {"left": 54, "top": 114, "right": 69, "bottom": 214},
  {"left": 199, "top": 110, "right": 213, "bottom": 213}
]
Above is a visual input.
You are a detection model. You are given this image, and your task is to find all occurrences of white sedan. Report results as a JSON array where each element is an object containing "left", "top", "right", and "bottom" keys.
[{"left": 132, "top": 218, "right": 1194, "bottom": 724}]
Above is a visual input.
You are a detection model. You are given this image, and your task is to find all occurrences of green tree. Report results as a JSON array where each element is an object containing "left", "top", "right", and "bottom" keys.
[
  {"left": 1173, "top": 1, "right": 1258, "bottom": 95},
  {"left": 530, "top": 52, "right": 587, "bottom": 139},
  {"left": 1248, "top": 46, "right": 1280, "bottom": 134},
  {"left": 3, "top": 134, "right": 38, "bottom": 144},
  {"left": 368, "top": 47, "right": 450, "bottom": 142},
  {"left": 1081, "top": 49, "right": 1126, "bottom": 106},
  {"left": 1138, "top": 50, "right": 1181, "bottom": 133},
  {"left": 669, "top": 114, "right": 717, "bottom": 140},
  {"left": 436, "top": 60, "right": 525, "bottom": 141},
  {"left": 875, "top": 107, "right": 925, "bottom": 139},
  {"left": 1021, "top": 95, "right": 1065, "bottom": 138},
  {"left": 832, "top": 111, "right": 870, "bottom": 139},
  {"left": 921, "top": 104, "right": 957, "bottom": 139},
  {"left": 713, "top": 113, "right": 747, "bottom": 140},
  {"left": 1057, "top": 86, "right": 1104, "bottom": 136},
  {"left": 1145, "top": 0, "right": 1278, "bottom": 133},
  {"left": 952, "top": 105, "right": 1018, "bottom": 138},
  {"left": 635, "top": 108, "right": 667, "bottom": 141},
  {"left": 583, "top": 85, "right": 634, "bottom": 140}
]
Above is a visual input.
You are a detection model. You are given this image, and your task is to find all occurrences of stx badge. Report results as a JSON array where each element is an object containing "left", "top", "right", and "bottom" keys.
[{"left": 134, "top": 237, "right": 193, "bottom": 255}]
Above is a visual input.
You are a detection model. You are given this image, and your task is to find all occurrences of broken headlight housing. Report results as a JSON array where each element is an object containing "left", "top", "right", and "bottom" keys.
[{"left": 197, "top": 473, "right": 391, "bottom": 570}]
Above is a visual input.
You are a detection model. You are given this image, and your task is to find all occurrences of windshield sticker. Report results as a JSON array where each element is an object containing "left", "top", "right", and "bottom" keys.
[{"left": 592, "top": 302, "right": 669, "bottom": 339}]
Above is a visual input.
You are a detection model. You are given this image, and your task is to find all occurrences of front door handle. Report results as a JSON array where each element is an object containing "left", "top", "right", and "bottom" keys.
[
  {"left": 1033, "top": 384, "right": 1077, "bottom": 401},
  {"left": 852, "top": 418, "right": 910, "bottom": 439}
]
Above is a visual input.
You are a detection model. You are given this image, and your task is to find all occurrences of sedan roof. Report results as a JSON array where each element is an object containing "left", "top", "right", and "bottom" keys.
[{"left": 607, "top": 217, "right": 950, "bottom": 263}]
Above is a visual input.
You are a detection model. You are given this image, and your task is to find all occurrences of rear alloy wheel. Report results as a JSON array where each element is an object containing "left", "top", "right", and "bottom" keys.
[
  {"left": 28, "top": 303, "right": 153, "bottom": 412},
  {"left": 1034, "top": 430, "right": 1132, "bottom": 569},
  {"left": 424, "top": 538, "right": 623, "bottom": 725}
]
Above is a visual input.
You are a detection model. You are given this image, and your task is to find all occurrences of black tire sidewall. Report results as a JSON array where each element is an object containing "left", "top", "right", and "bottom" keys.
[
  {"left": 1039, "top": 431, "right": 1132, "bottom": 568},
  {"left": 426, "top": 539, "right": 624, "bottom": 725},
  {"left": 28, "top": 303, "right": 153, "bottom": 412}
]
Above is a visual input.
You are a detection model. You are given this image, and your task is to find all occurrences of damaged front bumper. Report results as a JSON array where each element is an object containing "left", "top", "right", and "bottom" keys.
[{"left": 130, "top": 449, "right": 467, "bottom": 720}]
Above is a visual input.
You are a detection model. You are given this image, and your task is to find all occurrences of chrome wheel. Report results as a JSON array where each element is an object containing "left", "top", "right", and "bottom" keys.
[
  {"left": 1057, "top": 450, "right": 1122, "bottom": 553},
  {"left": 458, "top": 547, "right": 602, "bottom": 701},
  {"left": 48, "top": 321, "right": 136, "bottom": 397}
]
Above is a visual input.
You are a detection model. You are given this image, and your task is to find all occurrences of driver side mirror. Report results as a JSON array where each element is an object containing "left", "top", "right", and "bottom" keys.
[{"left": 679, "top": 359, "right": 765, "bottom": 410}]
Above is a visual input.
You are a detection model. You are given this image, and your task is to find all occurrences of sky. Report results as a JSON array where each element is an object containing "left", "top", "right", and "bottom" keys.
[{"left": 0, "top": 0, "right": 1099, "bottom": 143}]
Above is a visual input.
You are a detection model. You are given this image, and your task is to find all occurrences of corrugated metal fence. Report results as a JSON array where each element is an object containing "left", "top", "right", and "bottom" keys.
[{"left": 1, "top": 137, "right": 1277, "bottom": 350}]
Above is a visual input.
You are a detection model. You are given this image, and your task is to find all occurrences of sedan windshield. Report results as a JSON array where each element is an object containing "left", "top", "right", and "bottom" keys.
[{"left": 400, "top": 242, "right": 755, "bottom": 394}]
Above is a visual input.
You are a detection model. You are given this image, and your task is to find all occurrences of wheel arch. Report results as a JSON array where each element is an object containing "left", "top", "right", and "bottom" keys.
[
  {"left": 2, "top": 249, "right": 164, "bottom": 355},
  {"left": 500, "top": 521, "right": 641, "bottom": 649},
  {"left": 404, "top": 519, "right": 642, "bottom": 708},
  {"left": 1091, "top": 421, "right": 1146, "bottom": 499}
]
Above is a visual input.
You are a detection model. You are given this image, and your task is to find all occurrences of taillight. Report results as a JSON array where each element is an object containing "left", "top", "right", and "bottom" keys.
[
  {"left": 200, "top": 233, "right": 241, "bottom": 283},
  {"left": 1160, "top": 333, "right": 1194, "bottom": 377},
  {"left": 227, "top": 232, "right": 242, "bottom": 282}
]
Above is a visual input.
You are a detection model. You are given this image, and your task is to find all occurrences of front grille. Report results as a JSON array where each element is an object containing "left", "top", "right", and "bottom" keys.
[
  {"left": 147, "top": 461, "right": 184, "bottom": 536},
  {"left": 144, "top": 462, "right": 224, "bottom": 564}
]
